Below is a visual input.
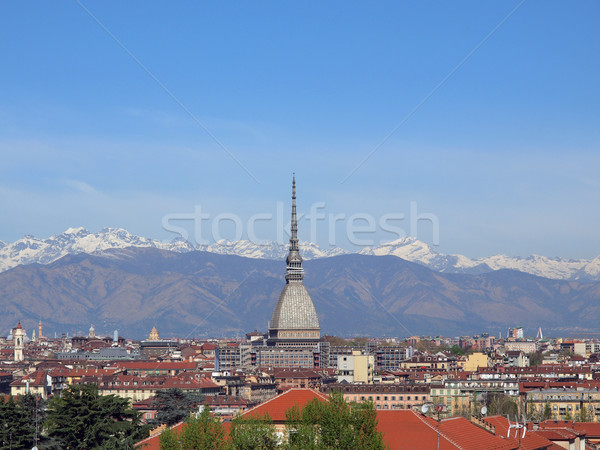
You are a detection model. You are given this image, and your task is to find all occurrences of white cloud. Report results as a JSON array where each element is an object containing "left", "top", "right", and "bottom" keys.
[{"left": 59, "top": 179, "right": 99, "bottom": 195}]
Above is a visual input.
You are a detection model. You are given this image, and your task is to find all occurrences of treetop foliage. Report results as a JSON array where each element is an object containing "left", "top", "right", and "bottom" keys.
[{"left": 159, "top": 390, "right": 387, "bottom": 450}]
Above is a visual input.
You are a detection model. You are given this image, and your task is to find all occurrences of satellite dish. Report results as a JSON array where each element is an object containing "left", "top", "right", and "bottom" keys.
[
  {"left": 481, "top": 406, "right": 487, "bottom": 416},
  {"left": 421, "top": 404, "right": 429, "bottom": 414}
]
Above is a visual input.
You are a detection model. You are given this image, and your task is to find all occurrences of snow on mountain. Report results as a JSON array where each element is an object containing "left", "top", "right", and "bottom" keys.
[
  {"left": 0, "top": 227, "right": 195, "bottom": 273},
  {"left": 360, "top": 237, "right": 598, "bottom": 281},
  {"left": 199, "top": 239, "right": 348, "bottom": 260},
  {"left": 359, "top": 237, "right": 479, "bottom": 273},
  {"left": 0, "top": 229, "right": 345, "bottom": 273},
  {"left": 0, "top": 228, "right": 598, "bottom": 281}
]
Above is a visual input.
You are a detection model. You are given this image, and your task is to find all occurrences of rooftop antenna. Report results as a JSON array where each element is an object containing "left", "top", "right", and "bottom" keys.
[{"left": 507, "top": 415, "right": 526, "bottom": 439}]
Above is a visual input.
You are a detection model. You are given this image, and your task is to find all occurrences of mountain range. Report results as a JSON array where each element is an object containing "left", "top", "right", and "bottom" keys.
[
  {"left": 1, "top": 228, "right": 599, "bottom": 339},
  {"left": 1, "top": 228, "right": 599, "bottom": 281},
  {"left": 2, "top": 246, "right": 600, "bottom": 340}
]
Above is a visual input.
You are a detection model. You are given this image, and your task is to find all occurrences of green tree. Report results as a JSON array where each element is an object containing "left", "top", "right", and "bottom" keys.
[
  {"left": 159, "top": 427, "right": 180, "bottom": 450},
  {"left": 526, "top": 402, "right": 537, "bottom": 422},
  {"left": 159, "top": 407, "right": 228, "bottom": 450},
  {"left": 578, "top": 404, "right": 589, "bottom": 422},
  {"left": 229, "top": 413, "right": 278, "bottom": 450},
  {"left": 20, "top": 392, "right": 47, "bottom": 426},
  {"left": 528, "top": 351, "right": 544, "bottom": 367},
  {"left": 45, "top": 383, "right": 148, "bottom": 449},
  {"left": 285, "top": 405, "right": 319, "bottom": 450},
  {"left": 284, "top": 391, "right": 386, "bottom": 450},
  {"left": 153, "top": 388, "right": 205, "bottom": 427},
  {"left": 449, "top": 344, "right": 465, "bottom": 356},
  {"left": 180, "top": 407, "right": 228, "bottom": 450},
  {"left": 542, "top": 401, "right": 553, "bottom": 421},
  {"left": 485, "top": 393, "right": 518, "bottom": 417},
  {"left": 0, "top": 395, "right": 35, "bottom": 449}
]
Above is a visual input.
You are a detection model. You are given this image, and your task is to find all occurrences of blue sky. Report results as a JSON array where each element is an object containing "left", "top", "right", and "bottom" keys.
[{"left": 0, "top": 1, "right": 598, "bottom": 258}]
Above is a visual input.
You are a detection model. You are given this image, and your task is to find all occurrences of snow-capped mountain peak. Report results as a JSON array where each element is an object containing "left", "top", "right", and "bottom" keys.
[
  {"left": 358, "top": 237, "right": 599, "bottom": 281},
  {"left": 199, "top": 239, "right": 348, "bottom": 260},
  {"left": 360, "top": 237, "right": 437, "bottom": 262},
  {"left": 0, "top": 227, "right": 194, "bottom": 273},
  {"left": 0, "top": 228, "right": 598, "bottom": 281}
]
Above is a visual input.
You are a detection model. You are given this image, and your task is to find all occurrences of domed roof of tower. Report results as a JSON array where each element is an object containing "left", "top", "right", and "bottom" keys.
[{"left": 270, "top": 283, "right": 320, "bottom": 330}]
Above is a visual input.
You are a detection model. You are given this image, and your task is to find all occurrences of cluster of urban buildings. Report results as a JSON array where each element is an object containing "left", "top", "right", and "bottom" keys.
[{"left": 3, "top": 178, "right": 600, "bottom": 448}]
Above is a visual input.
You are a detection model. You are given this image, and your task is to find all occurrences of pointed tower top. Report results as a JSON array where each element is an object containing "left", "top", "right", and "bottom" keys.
[
  {"left": 149, "top": 326, "right": 160, "bottom": 340},
  {"left": 16, "top": 321, "right": 22, "bottom": 329},
  {"left": 285, "top": 174, "right": 303, "bottom": 283}
]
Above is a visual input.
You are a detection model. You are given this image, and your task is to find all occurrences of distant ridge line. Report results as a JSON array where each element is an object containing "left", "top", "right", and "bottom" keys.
[{"left": 0, "top": 227, "right": 599, "bottom": 281}]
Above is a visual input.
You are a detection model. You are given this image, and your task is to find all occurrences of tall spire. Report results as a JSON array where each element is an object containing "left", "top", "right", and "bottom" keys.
[
  {"left": 290, "top": 174, "right": 298, "bottom": 251},
  {"left": 285, "top": 174, "right": 304, "bottom": 283}
]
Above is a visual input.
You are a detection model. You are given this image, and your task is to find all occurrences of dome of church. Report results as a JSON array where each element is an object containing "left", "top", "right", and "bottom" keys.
[{"left": 270, "top": 283, "right": 320, "bottom": 330}]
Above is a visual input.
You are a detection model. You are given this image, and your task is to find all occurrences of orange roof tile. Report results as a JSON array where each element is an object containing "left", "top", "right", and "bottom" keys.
[
  {"left": 535, "top": 429, "right": 578, "bottom": 441},
  {"left": 483, "top": 416, "right": 553, "bottom": 450},
  {"left": 242, "top": 388, "right": 328, "bottom": 422},
  {"left": 376, "top": 410, "right": 516, "bottom": 450},
  {"left": 10, "top": 370, "right": 48, "bottom": 387},
  {"left": 135, "top": 422, "right": 185, "bottom": 450},
  {"left": 114, "top": 361, "right": 196, "bottom": 370},
  {"left": 573, "top": 421, "right": 600, "bottom": 437}
]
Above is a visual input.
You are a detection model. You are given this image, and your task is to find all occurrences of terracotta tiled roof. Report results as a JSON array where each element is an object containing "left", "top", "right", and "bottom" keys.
[
  {"left": 483, "top": 416, "right": 553, "bottom": 450},
  {"left": 201, "top": 343, "right": 217, "bottom": 350},
  {"left": 377, "top": 410, "right": 458, "bottom": 449},
  {"left": 439, "top": 416, "right": 518, "bottom": 450},
  {"left": 242, "top": 388, "right": 328, "bottom": 422},
  {"left": 49, "top": 368, "right": 119, "bottom": 377},
  {"left": 162, "top": 375, "right": 219, "bottom": 390},
  {"left": 573, "top": 421, "right": 600, "bottom": 437},
  {"left": 377, "top": 410, "right": 516, "bottom": 450},
  {"left": 132, "top": 396, "right": 156, "bottom": 408},
  {"left": 135, "top": 422, "right": 186, "bottom": 450},
  {"left": 113, "top": 361, "right": 196, "bottom": 370},
  {"left": 136, "top": 390, "right": 529, "bottom": 450},
  {"left": 534, "top": 429, "right": 579, "bottom": 441},
  {"left": 10, "top": 370, "right": 48, "bottom": 387}
]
